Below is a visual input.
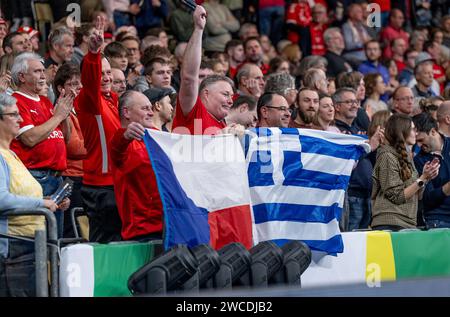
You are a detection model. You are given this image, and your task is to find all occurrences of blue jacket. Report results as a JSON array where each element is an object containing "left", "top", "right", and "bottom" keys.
[
  {"left": 131, "top": 0, "right": 168, "bottom": 29},
  {"left": 414, "top": 136, "right": 450, "bottom": 222},
  {"left": 358, "top": 60, "right": 390, "bottom": 85}
]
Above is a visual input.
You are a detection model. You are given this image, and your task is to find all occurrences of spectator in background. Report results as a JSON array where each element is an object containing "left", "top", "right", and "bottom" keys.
[
  {"left": 264, "top": 72, "right": 297, "bottom": 109},
  {"left": 235, "top": 63, "right": 265, "bottom": 99},
  {"left": 411, "top": 60, "right": 437, "bottom": 100},
  {"left": 169, "top": 0, "right": 194, "bottom": 42},
  {"left": 225, "top": 39, "right": 245, "bottom": 79},
  {"left": 419, "top": 96, "right": 444, "bottom": 120},
  {"left": 424, "top": 40, "right": 446, "bottom": 94},
  {"left": 384, "top": 59, "right": 400, "bottom": 95},
  {"left": 281, "top": 43, "right": 302, "bottom": 75},
  {"left": 380, "top": 9, "right": 409, "bottom": 60},
  {"left": 225, "top": 95, "right": 258, "bottom": 129},
  {"left": 363, "top": 73, "right": 388, "bottom": 120},
  {"left": 302, "top": 68, "right": 328, "bottom": 94},
  {"left": 120, "top": 35, "right": 144, "bottom": 84},
  {"left": 203, "top": 0, "right": 240, "bottom": 53},
  {"left": 267, "top": 56, "right": 290, "bottom": 75},
  {"left": 256, "top": 92, "right": 291, "bottom": 128},
  {"left": 392, "top": 86, "right": 415, "bottom": 116},
  {"left": 371, "top": 114, "right": 439, "bottom": 231},
  {"left": 44, "top": 27, "right": 75, "bottom": 68},
  {"left": 442, "top": 15, "right": 450, "bottom": 48},
  {"left": 17, "top": 26, "right": 40, "bottom": 53},
  {"left": 244, "top": 37, "right": 269, "bottom": 75},
  {"left": 257, "top": 0, "right": 285, "bottom": 45},
  {"left": 391, "top": 38, "right": 408, "bottom": 74},
  {"left": 410, "top": 30, "right": 426, "bottom": 53},
  {"left": 72, "top": 23, "right": 94, "bottom": 66},
  {"left": 323, "top": 27, "right": 352, "bottom": 78},
  {"left": 134, "top": 57, "right": 173, "bottom": 93},
  {"left": 111, "top": 68, "right": 127, "bottom": 97},
  {"left": 2, "top": 32, "right": 30, "bottom": 56},
  {"left": 437, "top": 101, "right": 450, "bottom": 137},
  {"left": 146, "top": 28, "right": 169, "bottom": 49},
  {"left": 0, "top": 18, "right": 8, "bottom": 57},
  {"left": 342, "top": 3, "right": 370, "bottom": 68},
  {"left": 143, "top": 87, "right": 174, "bottom": 131},
  {"left": 358, "top": 40, "right": 390, "bottom": 87},
  {"left": 104, "top": 41, "right": 129, "bottom": 73},
  {"left": 53, "top": 63, "right": 87, "bottom": 238},
  {"left": 399, "top": 49, "right": 419, "bottom": 86},
  {"left": 260, "top": 35, "right": 278, "bottom": 64},
  {"left": 239, "top": 23, "right": 259, "bottom": 41},
  {"left": 132, "top": 0, "right": 168, "bottom": 38}
]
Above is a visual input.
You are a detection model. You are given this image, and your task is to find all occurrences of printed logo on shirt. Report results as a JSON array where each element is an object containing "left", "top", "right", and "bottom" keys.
[
  {"left": 48, "top": 130, "right": 64, "bottom": 139},
  {"left": 30, "top": 109, "right": 38, "bottom": 114}
]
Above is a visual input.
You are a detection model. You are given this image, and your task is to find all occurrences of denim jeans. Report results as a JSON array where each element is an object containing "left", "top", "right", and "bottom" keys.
[
  {"left": 426, "top": 219, "right": 450, "bottom": 229},
  {"left": 348, "top": 196, "right": 371, "bottom": 231},
  {"left": 28, "top": 170, "right": 63, "bottom": 238},
  {"left": 0, "top": 239, "right": 36, "bottom": 296},
  {"left": 258, "top": 6, "right": 285, "bottom": 45}
]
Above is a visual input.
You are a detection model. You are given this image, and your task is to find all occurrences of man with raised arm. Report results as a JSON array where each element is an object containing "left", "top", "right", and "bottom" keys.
[
  {"left": 171, "top": 5, "right": 237, "bottom": 136},
  {"left": 74, "top": 17, "right": 122, "bottom": 243}
]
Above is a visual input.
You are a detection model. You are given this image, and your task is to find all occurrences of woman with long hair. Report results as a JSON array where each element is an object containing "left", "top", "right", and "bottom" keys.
[
  {"left": 314, "top": 93, "right": 340, "bottom": 133},
  {"left": 363, "top": 73, "right": 388, "bottom": 119},
  {"left": 371, "top": 114, "right": 439, "bottom": 231}
]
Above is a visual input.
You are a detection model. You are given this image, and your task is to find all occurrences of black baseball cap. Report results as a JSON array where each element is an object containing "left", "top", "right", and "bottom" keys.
[{"left": 143, "top": 87, "right": 174, "bottom": 104}]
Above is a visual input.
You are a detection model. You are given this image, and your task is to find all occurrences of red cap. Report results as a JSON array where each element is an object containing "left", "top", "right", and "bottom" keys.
[{"left": 18, "top": 26, "right": 39, "bottom": 38}]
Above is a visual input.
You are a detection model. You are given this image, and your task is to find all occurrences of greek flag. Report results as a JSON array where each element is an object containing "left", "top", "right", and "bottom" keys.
[{"left": 245, "top": 128, "right": 370, "bottom": 255}]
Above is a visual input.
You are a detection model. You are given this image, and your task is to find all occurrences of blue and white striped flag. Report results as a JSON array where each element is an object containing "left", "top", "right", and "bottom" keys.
[{"left": 245, "top": 128, "right": 371, "bottom": 255}]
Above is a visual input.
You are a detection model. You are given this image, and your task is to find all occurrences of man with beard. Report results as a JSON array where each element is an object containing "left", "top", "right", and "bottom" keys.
[
  {"left": 289, "top": 88, "right": 320, "bottom": 129},
  {"left": 243, "top": 37, "right": 269, "bottom": 75},
  {"left": 414, "top": 112, "right": 450, "bottom": 229}
]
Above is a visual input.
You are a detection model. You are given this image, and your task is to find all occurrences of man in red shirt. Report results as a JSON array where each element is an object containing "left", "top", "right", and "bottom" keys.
[
  {"left": 74, "top": 17, "right": 122, "bottom": 242},
  {"left": 380, "top": 9, "right": 409, "bottom": 60},
  {"left": 110, "top": 90, "right": 164, "bottom": 241},
  {"left": 172, "top": 5, "right": 236, "bottom": 136},
  {"left": 10, "top": 52, "right": 73, "bottom": 236}
]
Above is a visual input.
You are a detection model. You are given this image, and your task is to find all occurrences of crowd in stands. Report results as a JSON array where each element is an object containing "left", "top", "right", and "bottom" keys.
[{"left": 1, "top": 0, "right": 450, "bottom": 296}]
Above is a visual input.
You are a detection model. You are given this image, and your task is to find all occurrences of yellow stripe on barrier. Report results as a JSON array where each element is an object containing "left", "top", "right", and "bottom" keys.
[{"left": 365, "top": 231, "right": 396, "bottom": 286}]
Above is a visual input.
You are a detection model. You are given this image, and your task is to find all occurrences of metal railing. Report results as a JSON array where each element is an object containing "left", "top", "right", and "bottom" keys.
[{"left": 2, "top": 208, "right": 58, "bottom": 297}]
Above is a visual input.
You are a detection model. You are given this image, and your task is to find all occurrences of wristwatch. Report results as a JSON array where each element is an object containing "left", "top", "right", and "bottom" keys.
[{"left": 416, "top": 179, "right": 425, "bottom": 188}]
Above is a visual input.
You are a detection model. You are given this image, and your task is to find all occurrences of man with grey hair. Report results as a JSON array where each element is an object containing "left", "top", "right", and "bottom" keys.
[
  {"left": 44, "top": 27, "right": 75, "bottom": 68},
  {"left": 302, "top": 68, "right": 328, "bottom": 94},
  {"left": 172, "top": 6, "right": 237, "bottom": 135},
  {"left": 264, "top": 72, "right": 297, "bottom": 108},
  {"left": 236, "top": 63, "right": 265, "bottom": 99},
  {"left": 411, "top": 61, "right": 437, "bottom": 100},
  {"left": 10, "top": 52, "right": 74, "bottom": 237},
  {"left": 110, "top": 90, "right": 164, "bottom": 241},
  {"left": 323, "top": 27, "right": 352, "bottom": 78},
  {"left": 332, "top": 87, "right": 361, "bottom": 134},
  {"left": 437, "top": 101, "right": 450, "bottom": 137}
]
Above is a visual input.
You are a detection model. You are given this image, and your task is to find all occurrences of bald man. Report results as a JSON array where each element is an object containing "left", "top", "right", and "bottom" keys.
[{"left": 437, "top": 101, "right": 450, "bottom": 137}]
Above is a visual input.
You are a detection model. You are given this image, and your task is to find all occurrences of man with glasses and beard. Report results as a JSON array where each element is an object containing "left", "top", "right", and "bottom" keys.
[{"left": 289, "top": 88, "right": 320, "bottom": 129}]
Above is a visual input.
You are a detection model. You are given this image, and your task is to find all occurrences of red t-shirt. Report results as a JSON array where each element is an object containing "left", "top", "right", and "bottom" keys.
[
  {"left": 310, "top": 23, "right": 327, "bottom": 56},
  {"left": 395, "top": 60, "right": 406, "bottom": 74},
  {"left": 286, "top": 2, "right": 312, "bottom": 44},
  {"left": 110, "top": 128, "right": 163, "bottom": 240},
  {"left": 75, "top": 52, "right": 121, "bottom": 186},
  {"left": 172, "top": 96, "right": 226, "bottom": 135},
  {"left": 10, "top": 92, "right": 67, "bottom": 171}
]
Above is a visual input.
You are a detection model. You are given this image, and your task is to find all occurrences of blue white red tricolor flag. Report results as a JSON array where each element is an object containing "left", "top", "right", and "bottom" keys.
[{"left": 143, "top": 129, "right": 253, "bottom": 251}]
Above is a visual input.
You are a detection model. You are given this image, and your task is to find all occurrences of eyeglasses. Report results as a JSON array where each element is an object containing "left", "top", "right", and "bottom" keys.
[
  {"left": 395, "top": 96, "right": 414, "bottom": 102},
  {"left": 0, "top": 111, "right": 21, "bottom": 118},
  {"left": 264, "top": 105, "right": 292, "bottom": 113},
  {"left": 336, "top": 99, "right": 358, "bottom": 106}
]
